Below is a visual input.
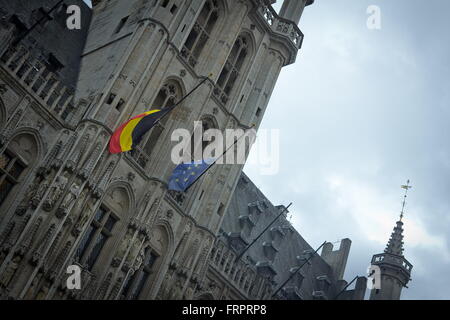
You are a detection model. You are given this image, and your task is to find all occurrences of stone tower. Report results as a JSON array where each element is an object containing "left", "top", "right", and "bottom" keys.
[
  {"left": 279, "top": 0, "right": 314, "bottom": 25},
  {"left": 369, "top": 183, "right": 413, "bottom": 300},
  {"left": 0, "top": 0, "right": 314, "bottom": 300}
]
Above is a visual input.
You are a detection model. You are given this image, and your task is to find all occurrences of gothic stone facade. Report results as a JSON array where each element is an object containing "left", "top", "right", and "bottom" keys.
[{"left": 0, "top": 0, "right": 363, "bottom": 300}]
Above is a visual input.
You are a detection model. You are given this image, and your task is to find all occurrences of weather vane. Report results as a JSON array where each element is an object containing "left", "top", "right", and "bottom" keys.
[{"left": 400, "top": 179, "right": 412, "bottom": 221}]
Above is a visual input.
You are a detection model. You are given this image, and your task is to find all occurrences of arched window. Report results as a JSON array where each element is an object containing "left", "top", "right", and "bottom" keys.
[
  {"left": 75, "top": 186, "right": 130, "bottom": 271},
  {"left": 0, "top": 149, "right": 26, "bottom": 206},
  {"left": 120, "top": 225, "right": 169, "bottom": 300},
  {"left": 0, "top": 133, "right": 38, "bottom": 209},
  {"left": 131, "top": 81, "right": 183, "bottom": 168},
  {"left": 120, "top": 247, "right": 159, "bottom": 300},
  {"left": 75, "top": 205, "right": 118, "bottom": 271},
  {"left": 214, "top": 35, "right": 249, "bottom": 104},
  {"left": 190, "top": 116, "right": 218, "bottom": 161},
  {"left": 181, "top": 0, "right": 219, "bottom": 67}
]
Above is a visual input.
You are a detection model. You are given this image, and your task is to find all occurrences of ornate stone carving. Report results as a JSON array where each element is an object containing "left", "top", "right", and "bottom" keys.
[
  {"left": 66, "top": 133, "right": 90, "bottom": 172},
  {"left": 127, "top": 172, "right": 135, "bottom": 182},
  {"left": 1, "top": 214, "right": 30, "bottom": 255},
  {"left": 132, "top": 247, "right": 145, "bottom": 271},
  {"left": 79, "top": 142, "right": 102, "bottom": 179},
  {"left": 56, "top": 181, "right": 81, "bottom": 218},
  {"left": 15, "top": 179, "right": 39, "bottom": 215},
  {"left": 31, "top": 224, "right": 56, "bottom": 265},
  {"left": 43, "top": 174, "right": 68, "bottom": 212},
  {"left": 168, "top": 279, "right": 183, "bottom": 300},
  {"left": 0, "top": 256, "right": 21, "bottom": 288},
  {"left": 126, "top": 235, "right": 143, "bottom": 267},
  {"left": 183, "top": 285, "right": 195, "bottom": 300},
  {"left": 73, "top": 198, "right": 96, "bottom": 236},
  {"left": 157, "top": 273, "right": 172, "bottom": 300},
  {"left": 0, "top": 82, "right": 7, "bottom": 95},
  {"left": 112, "top": 228, "right": 134, "bottom": 267},
  {"left": 17, "top": 216, "right": 42, "bottom": 256}
]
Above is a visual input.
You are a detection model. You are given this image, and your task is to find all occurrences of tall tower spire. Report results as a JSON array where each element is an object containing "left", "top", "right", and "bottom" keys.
[
  {"left": 384, "top": 180, "right": 411, "bottom": 256},
  {"left": 369, "top": 180, "right": 413, "bottom": 300}
]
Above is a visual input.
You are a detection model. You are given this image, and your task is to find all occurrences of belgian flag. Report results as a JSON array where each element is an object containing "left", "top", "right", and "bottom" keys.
[
  {"left": 109, "top": 109, "right": 165, "bottom": 154},
  {"left": 109, "top": 75, "right": 212, "bottom": 154}
]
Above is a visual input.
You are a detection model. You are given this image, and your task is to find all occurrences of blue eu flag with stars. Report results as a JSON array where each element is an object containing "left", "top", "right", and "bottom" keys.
[{"left": 168, "top": 159, "right": 214, "bottom": 192}]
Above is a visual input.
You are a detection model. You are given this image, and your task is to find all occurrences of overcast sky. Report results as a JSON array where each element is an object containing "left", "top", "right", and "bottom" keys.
[
  {"left": 81, "top": 0, "right": 449, "bottom": 299},
  {"left": 243, "top": 0, "right": 450, "bottom": 299}
]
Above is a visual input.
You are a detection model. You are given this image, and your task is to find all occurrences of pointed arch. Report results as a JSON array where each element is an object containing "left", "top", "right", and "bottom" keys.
[
  {"left": 0, "top": 128, "right": 43, "bottom": 213},
  {"left": 214, "top": 31, "right": 255, "bottom": 104},
  {"left": 122, "top": 221, "right": 174, "bottom": 300},
  {"left": 181, "top": 0, "right": 227, "bottom": 68},
  {"left": 8, "top": 127, "right": 45, "bottom": 161},
  {"left": 103, "top": 180, "right": 136, "bottom": 219},
  {"left": 74, "top": 181, "right": 135, "bottom": 272},
  {"left": 131, "top": 78, "right": 185, "bottom": 169}
]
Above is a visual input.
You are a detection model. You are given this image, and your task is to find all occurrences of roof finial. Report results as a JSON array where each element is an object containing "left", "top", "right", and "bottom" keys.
[{"left": 400, "top": 179, "right": 412, "bottom": 221}]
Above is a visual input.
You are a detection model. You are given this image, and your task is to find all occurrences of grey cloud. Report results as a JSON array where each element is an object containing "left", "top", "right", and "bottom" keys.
[{"left": 246, "top": 0, "right": 450, "bottom": 299}]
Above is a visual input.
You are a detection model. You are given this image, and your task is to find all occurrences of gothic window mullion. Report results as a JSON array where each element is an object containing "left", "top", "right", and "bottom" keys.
[
  {"left": 129, "top": 82, "right": 181, "bottom": 169},
  {"left": 0, "top": 151, "right": 26, "bottom": 206},
  {"left": 220, "top": 59, "right": 237, "bottom": 95},
  {"left": 189, "top": 23, "right": 204, "bottom": 56},
  {"left": 231, "top": 42, "right": 244, "bottom": 66},
  {"left": 133, "top": 251, "right": 158, "bottom": 299},
  {"left": 202, "top": 8, "right": 214, "bottom": 35},
  {"left": 79, "top": 221, "right": 101, "bottom": 265},
  {"left": 190, "top": 6, "right": 215, "bottom": 60},
  {"left": 133, "top": 86, "right": 170, "bottom": 165},
  {"left": 129, "top": 269, "right": 146, "bottom": 300},
  {"left": 220, "top": 42, "right": 243, "bottom": 93},
  {"left": 77, "top": 207, "right": 116, "bottom": 270},
  {"left": 182, "top": 0, "right": 219, "bottom": 66}
]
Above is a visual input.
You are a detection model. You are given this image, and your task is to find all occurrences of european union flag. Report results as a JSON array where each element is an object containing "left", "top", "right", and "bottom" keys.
[{"left": 168, "top": 159, "right": 214, "bottom": 192}]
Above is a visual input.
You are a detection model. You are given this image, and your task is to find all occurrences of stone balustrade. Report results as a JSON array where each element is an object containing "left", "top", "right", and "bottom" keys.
[
  {"left": 0, "top": 44, "right": 77, "bottom": 124},
  {"left": 209, "top": 238, "right": 266, "bottom": 298},
  {"left": 371, "top": 253, "right": 413, "bottom": 273},
  {"left": 257, "top": 5, "right": 304, "bottom": 49}
]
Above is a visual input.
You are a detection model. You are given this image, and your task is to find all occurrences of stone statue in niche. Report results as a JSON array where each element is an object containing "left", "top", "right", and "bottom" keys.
[
  {"left": 31, "top": 176, "right": 51, "bottom": 208},
  {"left": 43, "top": 174, "right": 68, "bottom": 211},
  {"left": 15, "top": 181, "right": 39, "bottom": 215},
  {"left": 168, "top": 280, "right": 183, "bottom": 300},
  {"left": 158, "top": 273, "right": 172, "bottom": 299},
  {"left": 133, "top": 247, "right": 145, "bottom": 271},
  {"left": 0, "top": 256, "right": 21, "bottom": 288},
  {"left": 56, "top": 181, "right": 81, "bottom": 217},
  {"left": 73, "top": 199, "right": 96, "bottom": 235},
  {"left": 112, "top": 228, "right": 134, "bottom": 267},
  {"left": 126, "top": 236, "right": 142, "bottom": 266},
  {"left": 67, "top": 187, "right": 88, "bottom": 226},
  {"left": 183, "top": 285, "right": 194, "bottom": 300}
]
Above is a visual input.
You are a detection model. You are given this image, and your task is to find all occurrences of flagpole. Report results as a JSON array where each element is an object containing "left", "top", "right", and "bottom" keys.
[
  {"left": 183, "top": 124, "right": 255, "bottom": 193},
  {"left": 333, "top": 275, "right": 360, "bottom": 300},
  {"left": 122, "top": 74, "right": 212, "bottom": 153},
  {"left": 271, "top": 241, "right": 327, "bottom": 299},
  {"left": 234, "top": 202, "right": 292, "bottom": 263}
]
